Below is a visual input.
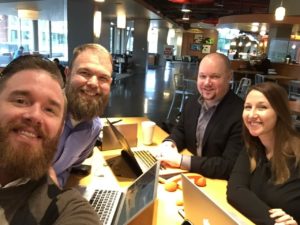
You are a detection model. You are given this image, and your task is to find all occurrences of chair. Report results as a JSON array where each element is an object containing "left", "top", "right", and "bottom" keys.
[
  {"left": 267, "top": 68, "right": 277, "bottom": 75},
  {"left": 235, "top": 77, "right": 251, "bottom": 99},
  {"left": 166, "top": 73, "right": 197, "bottom": 121},
  {"left": 255, "top": 74, "right": 265, "bottom": 84},
  {"left": 288, "top": 80, "right": 300, "bottom": 101}
]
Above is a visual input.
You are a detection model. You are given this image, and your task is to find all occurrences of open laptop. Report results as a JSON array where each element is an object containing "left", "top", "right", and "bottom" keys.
[
  {"left": 181, "top": 174, "right": 247, "bottom": 225},
  {"left": 105, "top": 118, "right": 186, "bottom": 179},
  {"left": 101, "top": 123, "right": 138, "bottom": 150},
  {"left": 88, "top": 162, "right": 159, "bottom": 225}
]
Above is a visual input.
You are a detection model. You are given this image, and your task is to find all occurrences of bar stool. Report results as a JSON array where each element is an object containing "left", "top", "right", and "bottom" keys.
[
  {"left": 166, "top": 73, "right": 197, "bottom": 121},
  {"left": 235, "top": 77, "right": 251, "bottom": 99},
  {"left": 288, "top": 80, "right": 300, "bottom": 101},
  {"left": 255, "top": 74, "right": 265, "bottom": 84}
]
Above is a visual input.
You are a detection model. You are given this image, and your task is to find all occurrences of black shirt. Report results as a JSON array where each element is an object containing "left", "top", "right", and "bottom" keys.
[{"left": 227, "top": 149, "right": 300, "bottom": 225}]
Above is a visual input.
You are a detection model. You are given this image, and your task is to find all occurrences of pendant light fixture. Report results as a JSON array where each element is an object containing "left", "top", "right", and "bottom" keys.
[{"left": 275, "top": 0, "right": 286, "bottom": 21}]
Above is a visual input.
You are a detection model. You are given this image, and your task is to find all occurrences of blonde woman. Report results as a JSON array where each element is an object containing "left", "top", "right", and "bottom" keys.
[{"left": 227, "top": 82, "right": 300, "bottom": 225}]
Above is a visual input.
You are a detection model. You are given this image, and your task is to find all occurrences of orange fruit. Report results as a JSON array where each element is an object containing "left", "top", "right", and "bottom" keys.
[
  {"left": 195, "top": 177, "right": 206, "bottom": 187},
  {"left": 164, "top": 181, "right": 178, "bottom": 192}
]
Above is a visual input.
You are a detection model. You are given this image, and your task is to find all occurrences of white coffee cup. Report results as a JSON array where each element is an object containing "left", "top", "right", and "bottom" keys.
[{"left": 141, "top": 121, "right": 156, "bottom": 145}]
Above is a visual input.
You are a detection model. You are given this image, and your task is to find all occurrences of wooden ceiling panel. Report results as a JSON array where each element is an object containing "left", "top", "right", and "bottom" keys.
[{"left": 137, "top": 0, "right": 270, "bottom": 28}]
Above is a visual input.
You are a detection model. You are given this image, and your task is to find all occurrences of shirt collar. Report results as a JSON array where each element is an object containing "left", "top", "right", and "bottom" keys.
[
  {"left": 198, "top": 96, "right": 220, "bottom": 110},
  {"left": 0, "top": 177, "right": 30, "bottom": 189}
]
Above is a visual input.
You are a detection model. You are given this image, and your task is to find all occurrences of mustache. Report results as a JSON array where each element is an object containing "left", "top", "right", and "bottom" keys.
[{"left": 11, "top": 120, "right": 46, "bottom": 140}]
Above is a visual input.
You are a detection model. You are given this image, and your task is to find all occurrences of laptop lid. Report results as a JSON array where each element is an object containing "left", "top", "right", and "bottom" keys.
[
  {"left": 106, "top": 118, "right": 136, "bottom": 156},
  {"left": 114, "top": 162, "right": 160, "bottom": 225},
  {"left": 102, "top": 123, "right": 138, "bottom": 150},
  {"left": 181, "top": 174, "right": 242, "bottom": 225},
  {"left": 106, "top": 118, "right": 143, "bottom": 177}
]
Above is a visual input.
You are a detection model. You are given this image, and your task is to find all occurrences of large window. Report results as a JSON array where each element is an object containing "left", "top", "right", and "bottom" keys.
[
  {"left": 0, "top": 13, "right": 68, "bottom": 65},
  {"left": 126, "top": 27, "right": 134, "bottom": 52},
  {"left": 51, "top": 20, "right": 67, "bottom": 60},
  {"left": 148, "top": 27, "right": 158, "bottom": 53},
  {"left": 110, "top": 22, "right": 134, "bottom": 55},
  {"left": 0, "top": 15, "right": 33, "bottom": 64},
  {"left": 20, "top": 18, "right": 34, "bottom": 51},
  {"left": 38, "top": 20, "right": 50, "bottom": 55}
]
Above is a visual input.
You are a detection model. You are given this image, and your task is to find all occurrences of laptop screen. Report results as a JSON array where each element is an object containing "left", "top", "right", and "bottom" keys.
[
  {"left": 115, "top": 162, "right": 159, "bottom": 225},
  {"left": 181, "top": 174, "right": 241, "bottom": 225},
  {"left": 106, "top": 118, "right": 135, "bottom": 156}
]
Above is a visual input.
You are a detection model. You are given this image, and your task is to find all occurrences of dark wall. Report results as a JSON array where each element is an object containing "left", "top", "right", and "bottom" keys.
[{"left": 67, "top": 0, "right": 94, "bottom": 62}]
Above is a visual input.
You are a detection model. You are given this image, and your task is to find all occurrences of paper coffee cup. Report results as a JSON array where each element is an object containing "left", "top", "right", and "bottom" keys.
[{"left": 141, "top": 121, "right": 156, "bottom": 145}]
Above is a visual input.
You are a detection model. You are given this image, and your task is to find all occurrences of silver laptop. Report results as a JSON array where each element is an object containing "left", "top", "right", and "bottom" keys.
[
  {"left": 105, "top": 118, "right": 187, "bottom": 179},
  {"left": 181, "top": 174, "right": 246, "bottom": 225},
  {"left": 104, "top": 118, "right": 151, "bottom": 178},
  {"left": 89, "top": 162, "right": 159, "bottom": 225},
  {"left": 101, "top": 123, "right": 138, "bottom": 150}
]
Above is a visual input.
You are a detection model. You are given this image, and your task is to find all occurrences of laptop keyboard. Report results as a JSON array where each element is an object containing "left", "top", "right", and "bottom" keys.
[
  {"left": 134, "top": 150, "right": 157, "bottom": 169},
  {"left": 89, "top": 189, "right": 120, "bottom": 225}
]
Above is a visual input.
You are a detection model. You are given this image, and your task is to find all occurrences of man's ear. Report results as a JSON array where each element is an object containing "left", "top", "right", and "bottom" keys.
[{"left": 64, "top": 66, "right": 70, "bottom": 78}]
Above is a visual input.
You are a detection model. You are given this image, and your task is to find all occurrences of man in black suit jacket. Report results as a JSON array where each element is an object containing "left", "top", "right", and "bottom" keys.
[{"left": 157, "top": 53, "right": 244, "bottom": 180}]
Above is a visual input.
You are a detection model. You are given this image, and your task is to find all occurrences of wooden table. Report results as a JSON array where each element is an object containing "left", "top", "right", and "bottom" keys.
[
  {"left": 67, "top": 117, "right": 254, "bottom": 225},
  {"left": 289, "top": 101, "right": 300, "bottom": 116}
]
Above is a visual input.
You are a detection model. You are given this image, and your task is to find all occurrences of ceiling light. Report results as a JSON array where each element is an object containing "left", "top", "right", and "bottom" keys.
[
  {"left": 260, "top": 30, "right": 266, "bottom": 36},
  {"left": 93, "top": 11, "right": 102, "bottom": 38},
  {"left": 230, "top": 41, "right": 236, "bottom": 46},
  {"left": 251, "top": 25, "right": 259, "bottom": 32},
  {"left": 117, "top": 13, "right": 126, "bottom": 29},
  {"left": 116, "top": 3, "right": 126, "bottom": 29},
  {"left": 181, "top": 4, "right": 191, "bottom": 13},
  {"left": 94, "top": 0, "right": 105, "bottom": 2},
  {"left": 17, "top": 9, "right": 39, "bottom": 20},
  {"left": 182, "top": 13, "right": 190, "bottom": 21},
  {"left": 275, "top": 0, "right": 286, "bottom": 21}
]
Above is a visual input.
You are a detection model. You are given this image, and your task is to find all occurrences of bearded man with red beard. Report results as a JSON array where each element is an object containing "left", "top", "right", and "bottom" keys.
[
  {"left": 51, "top": 43, "right": 113, "bottom": 188},
  {"left": 0, "top": 55, "right": 100, "bottom": 225}
]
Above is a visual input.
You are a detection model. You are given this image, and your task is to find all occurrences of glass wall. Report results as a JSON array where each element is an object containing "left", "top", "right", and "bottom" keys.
[
  {"left": 51, "top": 20, "right": 68, "bottom": 60},
  {"left": 0, "top": 13, "right": 67, "bottom": 65},
  {"left": 148, "top": 27, "right": 158, "bottom": 54},
  {"left": 109, "top": 21, "right": 134, "bottom": 55},
  {"left": 38, "top": 20, "right": 50, "bottom": 55},
  {"left": 268, "top": 38, "right": 300, "bottom": 63}
]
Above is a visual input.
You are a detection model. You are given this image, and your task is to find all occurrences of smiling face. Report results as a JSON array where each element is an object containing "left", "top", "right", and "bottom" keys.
[
  {"left": 243, "top": 90, "right": 277, "bottom": 141},
  {"left": 65, "top": 49, "right": 112, "bottom": 121},
  {"left": 0, "top": 69, "right": 65, "bottom": 180},
  {"left": 197, "top": 54, "right": 232, "bottom": 105}
]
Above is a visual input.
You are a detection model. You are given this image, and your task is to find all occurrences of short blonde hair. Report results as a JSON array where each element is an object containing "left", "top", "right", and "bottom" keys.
[{"left": 69, "top": 43, "right": 112, "bottom": 69}]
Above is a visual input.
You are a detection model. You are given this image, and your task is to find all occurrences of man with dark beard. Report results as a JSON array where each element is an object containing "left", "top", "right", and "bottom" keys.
[
  {"left": 51, "top": 43, "right": 113, "bottom": 188},
  {"left": 0, "top": 55, "right": 100, "bottom": 225}
]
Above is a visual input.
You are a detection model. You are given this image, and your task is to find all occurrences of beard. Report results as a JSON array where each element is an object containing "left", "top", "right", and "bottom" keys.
[
  {"left": 0, "top": 120, "right": 60, "bottom": 181},
  {"left": 65, "top": 82, "right": 109, "bottom": 121}
]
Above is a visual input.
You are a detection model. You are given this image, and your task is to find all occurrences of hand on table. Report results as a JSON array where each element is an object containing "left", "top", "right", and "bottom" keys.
[
  {"left": 155, "top": 141, "right": 182, "bottom": 168},
  {"left": 269, "top": 208, "right": 297, "bottom": 225}
]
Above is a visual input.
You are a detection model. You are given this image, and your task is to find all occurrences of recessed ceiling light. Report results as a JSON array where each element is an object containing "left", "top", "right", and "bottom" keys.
[
  {"left": 182, "top": 13, "right": 190, "bottom": 21},
  {"left": 181, "top": 4, "right": 191, "bottom": 13}
]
